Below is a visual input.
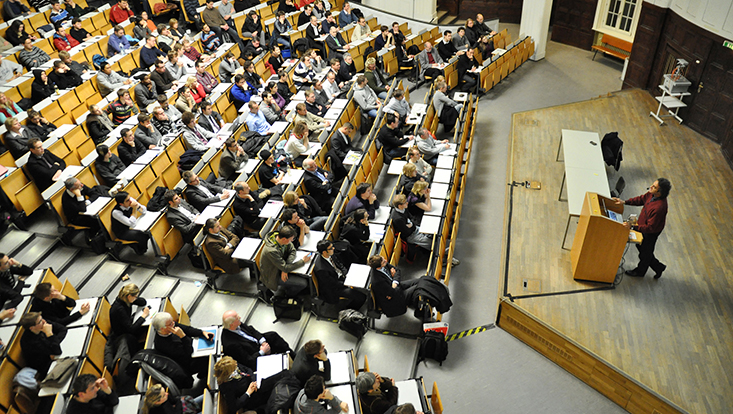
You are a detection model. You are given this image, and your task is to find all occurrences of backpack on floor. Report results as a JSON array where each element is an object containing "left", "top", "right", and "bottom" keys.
[
  {"left": 272, "top": 296, "right": 302, "bottom": 322},
  {"left": 338, "top": 309, "right": 368, "bottom": 339},
  {"left": 418, "top": 330, "right": 448, "bottom": 365}
]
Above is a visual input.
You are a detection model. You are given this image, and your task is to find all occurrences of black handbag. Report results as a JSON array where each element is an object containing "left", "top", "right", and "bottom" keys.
[{"left": 272, "top": 296, "right": 302, "bottom": 322}]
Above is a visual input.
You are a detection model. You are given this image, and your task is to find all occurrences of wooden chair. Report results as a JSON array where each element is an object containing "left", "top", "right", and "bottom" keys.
[{"left": 98, "top": 198, "right": 140, "bottom": 254}]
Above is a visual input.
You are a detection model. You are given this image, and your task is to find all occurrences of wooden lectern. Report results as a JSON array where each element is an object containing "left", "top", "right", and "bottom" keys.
[{"left": 571, "top": 192, "right": 628, "bottom": 283}]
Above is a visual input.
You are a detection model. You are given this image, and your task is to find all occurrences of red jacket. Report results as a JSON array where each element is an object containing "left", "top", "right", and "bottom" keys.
[
  {"left": 53, "top": 34, "right": 79, "bottom": 51},
  {"left": 110, "top": 4, "right": 134, "bottom": 24},
  {"left": 626, "top": 192, "right": 668, "bottom": 234}
]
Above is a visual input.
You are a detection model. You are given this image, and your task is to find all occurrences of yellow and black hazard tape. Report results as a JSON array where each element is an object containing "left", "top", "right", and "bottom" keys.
[{"left": 445, "top": 324, "right": 494, "bottom": 342}]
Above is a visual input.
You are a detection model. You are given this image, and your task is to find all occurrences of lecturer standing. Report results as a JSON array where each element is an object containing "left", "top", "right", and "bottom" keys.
[{"left": 614, "top": 178, "right": 671, "bottom": 279}]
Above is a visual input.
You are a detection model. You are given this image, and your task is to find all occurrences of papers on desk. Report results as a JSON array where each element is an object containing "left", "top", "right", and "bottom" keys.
[
  {"left": 196, "top": 206, "right": 225, "bottom": 225},
  {"left": 342, "top": 151, "right": 362, "bottom": 166},
  {"left": 59, "top": 326, "right": 91, "bottom": 358},
  {"left": 305, "top": 142, "right": 322, "bottom": 156},
  {"left": 134, "top": 297, "right": 162, "bottom": 326},
  {"left": 268, "top": 121, "right": 290, "bottom": 135},
  {"left": 206, "top": 136, "right": 227, "bottom": 149},
  {"left": 387, "top": 160, "right": 407, "bottom": 175},
  {"left": 454, "top": 92, "right": 468, "bottom": 102},
  {"left": 257, "top": 354, "right": 289, "bottom": 387},
  {"left": 400, "top": 138, "right": 416, "bottom": 148},
  {"left": 299, "top": 231, "right": 326, "bottom": 252},
  {"left": 425, "top": 198, "right": 446, "bottom": 217},
  {"left": 418, "top": 215, "right": 441, "bottom": 234},
  {"left": 20, "top": 269, "right": 45, "bottom": 296},
  {"left": 371, "top": 206, "right": 391, "bottom": 224},
  {"left": 82, "top": 197, "right": 111, "bottom": 216},
  {"left": 436, "top": 155, "right": 455, "bottom": 169},
  {"left": 326, "top": 351, "right": 354, "bottom": 385},
  {"left": 327, "top": 384, "right": 357, "bottom": 414},
  {"left": 232, "top": 237, "right": 262, "bottom": 261},
  {"left": 66, "top": 297, "right": 100, "bottom": 328},
  {"left": 368, "top": 223, "right": 386, "bottom": 242},
  {"left": 114, "top": 395, "right": 142, "bottom": 414},
  {"left": 210, "top": 191, "right": 235, "bottom": 207},
  {"left": 291, "top": 250, "right": 314, "bottom": 275},
  {"left": 395, "top": 379, "right": 426, "bottom": 412},
  {"left": 344, "top": 264, "right": 370, "bottom": 289},
  {"left": 57, "top": 165, "right": 84, "bottom": 183},
  {"left": 432, "top": 168, "right": 452, "bottom": 184},
  {"left": 280, "top": 169, "right": 304, "bottom": 185},
  {"left": 430, "top": 183, "right": 450, "bottom": 200},
  {"left": 47, "top": 124, "right": 76, "bottom": 140},
  {"left": 259, "top": 200, "right": 284, "bottom": 218},
  {"left": 238, "top": 158, "right": 260, "bottom": 175},
  {"left": 133, "top": 211, "right": 162, "bottom": 231},
  {"left": 331, "top": 99, "right": 348, "bottom": 109},
  {"left": 116, "top": 163, "right": 145, "bottom": 181},
  {"left": 324, "top": 106, "right": 342, "bottom": 120},
  {"left": 133, "top": 148, "right": 164, "bottom": 165},
  {"left": 192, "top": 326, "right": 220, "bottom": 358}
]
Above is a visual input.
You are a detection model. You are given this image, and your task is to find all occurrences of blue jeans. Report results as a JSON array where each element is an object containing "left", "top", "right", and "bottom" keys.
[
  {"left": 366, "top": 108, "right": 378, "bottom": 118},
  {"left": 377, "top": 91, "right": 388, "bottom": 100}
]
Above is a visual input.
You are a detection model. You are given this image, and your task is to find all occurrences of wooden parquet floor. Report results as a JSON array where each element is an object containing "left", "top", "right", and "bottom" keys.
[{"left": 505, "top": 89, "right": 733, "bottom": 414}]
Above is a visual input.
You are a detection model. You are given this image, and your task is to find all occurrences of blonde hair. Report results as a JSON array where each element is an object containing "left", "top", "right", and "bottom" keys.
[
  {"left": 214, "top": 356, "right": 238, "bottom": 385},
  {"left": 185, "top": 77, "right": 197, "bottom": 89},
  {"left": 118, "top": 283, "right": 140, "bottom": 302},
  {"left": 142, "top": 384, "right": 165, "bottom": 414},
  {"left": 365, "top": 57, "right": 376, "bottom": 66},
  {"left": 282, "top": 191, "right": 298, "bottom": 207},
  {"left": 293, "top": 121, "right": 308, "bottom": 137},
  {"left": 392, "top": 194, "right": 407, "bottom": 207},
  {"left": 402, "top": 162, "right": 416, "bottom": 176},
  {"left": 411, "top": 180, "right": 429, "bottom": 195}
]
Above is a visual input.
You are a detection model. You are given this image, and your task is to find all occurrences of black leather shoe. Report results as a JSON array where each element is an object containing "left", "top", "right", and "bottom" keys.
[
  {"left": 625, "top": 269, "right": 645, "bottom": 277},
  {"left": 654, "top": 264, "right": 666, "bottom": 279}
]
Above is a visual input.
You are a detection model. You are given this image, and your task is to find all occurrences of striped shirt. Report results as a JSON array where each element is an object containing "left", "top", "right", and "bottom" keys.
[{"left": 18, "top": 46, "right": 50, "bottom": 69}]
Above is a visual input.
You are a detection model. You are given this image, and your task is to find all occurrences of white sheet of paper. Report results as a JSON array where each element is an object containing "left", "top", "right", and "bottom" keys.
[{"left": 344, "top": 264, "right": 371, "bottom": 289}]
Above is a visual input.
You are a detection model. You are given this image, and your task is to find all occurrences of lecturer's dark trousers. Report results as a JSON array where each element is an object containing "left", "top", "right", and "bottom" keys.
[{"left": 634, "top": 232, "right": 664, "bottom": 274}]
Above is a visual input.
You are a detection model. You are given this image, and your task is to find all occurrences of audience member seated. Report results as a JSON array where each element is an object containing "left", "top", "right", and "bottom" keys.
[
  {"left": 453, "top": 27, "right": 471, "bottom": 51},
  {"left": 331, "top": 123, "right": 356, "bottom": 161},
  {"left": 232, "top": 181, "right": 268, "bottom": 230},
  {"left": 304, "top": 90, "right": 327, "bottom": 118},
  {"left": 143, "top": 384, "right": 202, "bottom": 414},
  {"left": 477, "top": 35, "right": 495, "bottom": 60},
  {"left": 465, "top": 18, "right": 480, "bottom": 46},
  {"left": 196, "top": 63, "right": 220, "bottom": 97},
  {"left": 475, "top": 13, "right": 498, "bottom": 36},
  {"left": 329, "top": 59, "right": 348, "bottom": 88},
  {"left": 258, "top": 149, "right": 285, "bottom": 189},
  {"left": 416, "top": 127, "right": 451, "bottom": 164},
  {"left": 296, "top": 375, "right": 349, "bottom": 414},
  {"left": 0, "top": 92, "right": 23, "bottom": 122},
  {"left": 97, "top": 62, "right": 132, "bottom": 98},
  {"left": 319, "top": 74, "right": 340, "bottom": 103},
  {"left": 20, "top": 311, "right": 68, "bottom": 380},
  {"left": 219, "top": 52, "right": 242, "bottom": 83},
  {"left": 118, "top": 128, "right": 148, "bottom": 165},
  {"left": 86, "top": 105, "right": 115, "bottom": 144},
  {"left": 107, "top": 26, "right": 131, "bottom": 57},
  {"left": 221, "top": 309, "right": 294, "bottom": 369},
  {"left": 133, "top": 16, "right": 152, "bottom": 40},
  {"left": 95, "top": 144, "right": 125, "bottom": 186},
  {"left": 152, "top": 312, "right": 213, "bottom": 378},
  {"left": 158, "top": 94, "right": 182, "bottom": 121},
  {"left": 26, "top": 137, "right": 65, "bottom": 191},
  {"left": 377, "top": 113, "right": 412, "bottom": 160},
  {"left": 242, "top": 60, "right": 264, "bottom": 89},
  {"left": 457, "top": 48, "right": 482, "bottom": 93},
  {"left": 407, "top": 181, "right": 431, "bottom": 225},
  {"left": 286, "top": 122, "right": 311, "bottom": 167},
  {"left": 109, "top": 0, "right": 134, "bottom": 24},
  {"left": 353, "top": 75, "right": 380, "bottom": 119},
  {"left": 59, "top": 50, "right": 89, "bottom": 78},
  {"left": 294, "top": 56, "right": 317, "bottom": 87},
  {"left": 345, "top": 183, "right": 380, "bottom": 219},
  {"left": 133, "top": 75, "right": 158, "bottom": 108},
  {"left": 340, "top": 209, "right": 371, "bottom": 262},
  {"left": 374, "top": 25, "right": 392, "bottom": 52},
  {"left": 232, "top": 74, "right": 255, "bottom": 110},
  {"left": 151, "top": 60, "right": 179, "bottom": 93},
  {"left": 314, "top": 239, "right": 367, "bottom": 309},
  {"left": 183, "top": 170, "right": 233, "bottom": 212},
  {"left": 167, "top": 50, "right": 191, "bottom": 79},
  {"left": 271, "top": 11, "right": 292, "bottom": 50},
  {"left": 417, "top": 42, "right": 443, "bottom": 79},
  {"left": 279, "top": 208, "right": 310, "bottom": 249},
  {"left": 107, "top": 89, "right": 139, "bottom": 125},
  {"left": 407, "top": 146, "right": 433, "bottom": 177},
  {"left": 52, "top": 24, "right": 79, "bottom": 52},
  {"left": 2, "top": 0, "right": 30, "bottom": 21},
  {"left": 66, "top": 374, "right": 119, "bottom": 414},
  {"left": 69, "top": 18, "right": 91, "bottom": 44},
  {"left": 111, "top": 192, "right": 151, "bottom": 254},
  {"left": 151, "top": 105, "right": 181, "bottom": 136},
  {"left": 176, "top": 78, "right": 205, "bottom": 113},
  {"left": 214, "top": 356, "right": 279, "bottom": 414},
  {"left": 302, "top": 159, "right": 337, "bottom": 212},
  {"left": 165, "top": 190, "right": 200, "bottom": 244},
  {"left": 31, "top": 282, "right": 88, "bottom": 326},
  {"left": 268, "top": 82, "right": 287, "bottom": 110},
  {"left": 384, "top": 89, "right": 411, "bottom": 127},
  {"left": 321, "top": 14, "right": 339, "bottom": 35},
  {"left": 364, "top": 58, "right": 389, "bottom": 100},
  {"left": 341, "top": 53, "right": 357, "bottom": 80},
  {"left": 61, "top": 176, "right": 105, "bottom": 238},
  {"left": 181, "top": 110, "right": 215, "bottom": 151},
  {"left": 268, "top": 46, "right": 285, "bottom": 74},
  {"left": 351, "top": 16, "right": 371, "bottom": 41},
  {"left": 261, "top": 226, "right": 311, "bottom": 297},
  {"left": 294, "top": 102, "right": 328, "bottom": 136},
  {"left": 18, "top": 38, "right": 50, "bottom": 70},
  {"left": 0, "top": 253, "right": 30, "bottom": 311},
  {"left": 356, "top": 371, "right": 399, "bottom": 414},
  {"left": 243, "top": 38, "right": 266, "bottom": 60},
  {"left": 4, "top": 117, "right": 36, "bottom": 159},
  {"left": 277, "top": 0, "right": 297, "bottom": 13},
  {"left": 134, "top": 113, "right": 162, "bottom": 148},
  {"left": 49, "top": 60, "right": 82, "bottom": 90},
  {"left": 200, "top": 23, "right": 223, "bottom": 55},
  {"left": 391, "top": 194, "right": 459, "bottom": 265},
  {"left": 368, "top": 254, "right": 417, "bottom": 317},
  {"left": 338, "top": 1, "right": 356, "bottom": 27},
  {"left": 261, "top": 92, "right": 284, "bottom": 124},
  {"left": 26, "top": 109, "right": 57, "bottom": 140},
  {"left": 244, "top": 101, "right": 271, "bottom": 136},
  {"left": 110, "top": 283, "right": 148, "bottom": 353},
  {"left": 276, "top": 69, "right": 294, "bottom": 102},
  {"left": 283, "top": 190, "right": 327, "bottom": 231},
  {"left": 437, "top": 30, "right": 460, "bottom": 62},
  {"left": 293, "top": 339, "right": 332, "bottom": 386},
  {"left": 398, "top": 162, "right": 426, "bottom": 195},
  {"left": 204, "top": 218, "right": 250, "bottom": 274},
  {"left": 325, "top": 26, "right": 349, "bottom": 60},
  {"left": 305, "top": 16, "right": 326, "bottom": 58},
  {"left": 156, "top": 25, "right": 176, "bottom": 52},
  {"left": 433, "top": 81, "right": 462, "bottom": 133},
  {"left": 218, "top": 138, "right": 248, "bottom": 181}
]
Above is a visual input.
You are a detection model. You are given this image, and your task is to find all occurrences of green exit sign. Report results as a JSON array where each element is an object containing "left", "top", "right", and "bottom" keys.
[{"left": 725, "top": 40, "right": 733, "bottom": 50}]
